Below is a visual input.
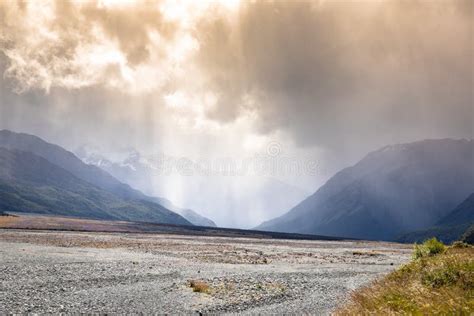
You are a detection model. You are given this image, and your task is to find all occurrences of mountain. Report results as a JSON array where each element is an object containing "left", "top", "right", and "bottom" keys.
[
  {"left": 153, "top": 197, "right": 217, "bottom": 227},
  {"left": 75, "top": 147, "right": 217, "bottom": 227},
  {"left": 0, "top": 130, "right": 148, "bottom": 201},
  {"left": 0, "top": 147, "right": 191, "bottom": 225},
  {"left": 75, "top": 146, "right": 154, "bottom": 195},
  {"left": 438, "top": 192, "right": 474, "bottom": 226},
  {"left": 178, "top": 209, "right": 216, "bottom": 227},
  {"left": 461, "top": 224, "right": 474, "bottom": 244},
  {"left": 257, "top": 139, "right": 474, "bottom": 241},
  {"left": 397, "top": 193, "right": 474, "bottom": 243}
]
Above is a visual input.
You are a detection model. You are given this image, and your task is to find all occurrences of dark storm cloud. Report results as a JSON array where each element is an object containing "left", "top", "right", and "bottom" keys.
[{"left": 195, "top": 0, "right": 473, "bottom": 152}]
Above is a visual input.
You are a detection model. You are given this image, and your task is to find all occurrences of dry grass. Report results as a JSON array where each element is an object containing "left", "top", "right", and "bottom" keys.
[
  {"left": 189, "top": 280, "right": 210, "bottom": 293},
  {"left": 0, "top": 214, "right": 20, "bottom": 226},
  {"left": 336, "top": 241, "right": 474, "bottom": 315}
]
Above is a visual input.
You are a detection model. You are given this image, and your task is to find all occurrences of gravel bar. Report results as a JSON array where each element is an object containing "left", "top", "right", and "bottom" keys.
[{"left": 0, "top": 229, "right": 411, "bottom": 314}]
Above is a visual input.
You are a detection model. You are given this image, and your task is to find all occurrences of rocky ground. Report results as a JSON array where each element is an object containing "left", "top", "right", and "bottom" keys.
[{"left": 0, "top": 229, "right": 412, "bottom": 314}]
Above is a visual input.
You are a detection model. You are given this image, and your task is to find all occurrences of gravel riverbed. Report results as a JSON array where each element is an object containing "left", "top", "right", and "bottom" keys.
[{"left": 0, "top": 229, "right": 411, "bottom": 314}]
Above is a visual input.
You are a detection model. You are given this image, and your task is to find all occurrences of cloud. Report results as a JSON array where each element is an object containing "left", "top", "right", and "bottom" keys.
[
  {"left": 0, "top": 0, "right": 472, "bottom": 155},
  {"left": 192, "top": 0, "right": 473, "bottom": 151},
  {"left": 0, "top": 0, "right": 185, "bottom": 92}
]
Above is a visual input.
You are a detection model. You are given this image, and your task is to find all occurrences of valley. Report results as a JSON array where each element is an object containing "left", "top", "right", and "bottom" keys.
[{"left": 0, "top": 1, "right": 471, "bottom": 314}]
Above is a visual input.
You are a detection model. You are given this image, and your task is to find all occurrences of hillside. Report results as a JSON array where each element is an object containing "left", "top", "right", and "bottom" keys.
[
  {"left": 398, "top": 193, "right": 474, "bottom": 243},
  {"left": 257, "top": 139, "right": 474, "bottom": 240},
  {"left": 0, "top": 147, "right": 191, "bottom": 225},
  {"left": 154, "top": 197, "right": 217, "bottom": 227},
  {"left": 461, "top": 225, "right": 474, "bottom": 244},
  {"left": 0, "top": 130, "right": 152, "bottom": 202},
  {"left": 336, "top": 241, "right": 473, "bottom": 314},
  {"left": 438, "top": 192, "right": 474, "bottom": 226}
]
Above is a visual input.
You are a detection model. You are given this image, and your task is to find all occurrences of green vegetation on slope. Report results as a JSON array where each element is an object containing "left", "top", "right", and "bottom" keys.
[
  {"left": 0, "top": 148, "right": 191, "bottom": 226},
  {"left": 398, "top": 192, "right": 474, "bottom": 244},
  {"left": 397, "top": 223, "right": 471, "bottom": 244},
  {"left": 0, "top": 130, "right": 197, "bottom": 225},
  {"left": 337, "top": 238, "right": 474, "bottom": 315}
]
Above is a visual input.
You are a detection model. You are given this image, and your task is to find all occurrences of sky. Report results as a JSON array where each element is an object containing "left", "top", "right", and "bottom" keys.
[{"left": 0, "top": 0, "right": 472, "bottom": 228}]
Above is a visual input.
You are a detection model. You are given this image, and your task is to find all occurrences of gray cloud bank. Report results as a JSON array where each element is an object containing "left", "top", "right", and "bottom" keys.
[
  {"left": 196, "top": 0, "right": 473, "bottom": 151},
  {"left": 1, "top": 1, "right": 472, "bottom": 151}
]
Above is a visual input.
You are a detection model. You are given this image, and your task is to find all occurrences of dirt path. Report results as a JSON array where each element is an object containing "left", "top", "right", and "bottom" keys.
[{"left": 0, "top": 229, "right": 412, "bottom": 314}]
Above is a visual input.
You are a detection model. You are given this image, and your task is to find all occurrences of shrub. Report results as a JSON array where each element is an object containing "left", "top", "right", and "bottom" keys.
[
  {"left": 422, "top": 259, "right": 462, "bottom": 288},
  {"left": 413, "top": 238, "right": 445, "bottom": 259},
  {"left": 189, "top": 280, "right": 209, "bottom": 293}
]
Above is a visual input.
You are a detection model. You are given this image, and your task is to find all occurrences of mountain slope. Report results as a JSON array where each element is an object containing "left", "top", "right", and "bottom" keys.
[
  {"left": 152, "top": 197, "right": 217, "bottom": 227},
  {"left": 437, "top": 192, "right": 474, "bottom": 226},
  {"left": 0, "top": 147, "right": 191, "bottom": 225},
  {"left": 0, "top": 130, "right": 201, "bottom": 225},
  {"left": 257, "top": 139, "right": 474, "bottom": 240},
  {"left": 177, "top": 208, "right": 216, "bottom": 227},
  {"left": 397, "top": 192, "right": 474, "bottom": 243},
  {"left": 0, "top": 130, "right": 148, "bottom": 201},
  {"left": 461, "top": 225, "right": 474, "bottom": 244}
]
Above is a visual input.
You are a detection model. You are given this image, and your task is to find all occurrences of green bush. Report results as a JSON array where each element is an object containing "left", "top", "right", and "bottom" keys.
[{"left": 413, "top": 238, "right": 445, "bottom": 259}]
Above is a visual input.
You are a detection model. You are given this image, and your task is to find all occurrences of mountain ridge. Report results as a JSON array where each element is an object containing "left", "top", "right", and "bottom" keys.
[
  {"left": 257, "top": 139, "right": 474, "bottom": 241},
  {"left": 0, "top": 130, "right": 147, "bottom": 201},
  {"left": 0, "top": 130, "right": 192, "bottom": 225},
  {"left": 0, "top": 147, "right": 191, "bottom": 225}
]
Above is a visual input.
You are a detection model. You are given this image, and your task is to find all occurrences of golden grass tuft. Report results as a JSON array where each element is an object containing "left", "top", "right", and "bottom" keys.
[
  {"left": 189, "top": 280, "right": 210, "bottom": 293},
  {"left": 413, "top": 237, "right": 445, "bottom": 259},
  {"left": 336, "top": 241, "right": 474, "bottom": 315}
]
